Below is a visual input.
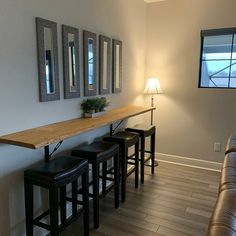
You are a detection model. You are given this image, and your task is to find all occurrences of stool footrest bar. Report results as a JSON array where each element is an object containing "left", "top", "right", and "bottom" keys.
[
  {"left": 34, "top": 221, "right": 51, "bottom": 231},
  {"left": 33, "top": 210, "right": 50, "bottom": 223}
]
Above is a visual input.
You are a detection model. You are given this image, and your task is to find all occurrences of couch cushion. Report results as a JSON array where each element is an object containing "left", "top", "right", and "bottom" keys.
[
  {"left": 207, "top": 189, "right": 236, "bottom": 236},
  {"left": 223, "top": 152, "right": 236, "bottom": 169},
  {"left": 208, "top": 225, "right": 236, "bottom": 236},
  {"left": 220, "top": 167, "right": 236, "bottom": 192},
  {"left": 219, "top": 153, "right": 236, "bottom": 192},
  {"left": 225, "top": 134, "right": 236, "bottom": 154}
]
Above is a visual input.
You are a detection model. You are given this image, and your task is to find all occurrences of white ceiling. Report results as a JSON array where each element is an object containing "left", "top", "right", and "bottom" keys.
[{"left": 144, "top": 0, "right": 167, "bottom": 3}]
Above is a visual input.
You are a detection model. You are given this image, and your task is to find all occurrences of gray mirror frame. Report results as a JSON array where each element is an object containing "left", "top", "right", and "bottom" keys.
[
  {"left": 62, "top": 25, "right": 80, "bottom": 99},
  {"left": 83, "top": 30, "right": 97, "bottom": 97},
  {"left": 99, "top": 35, "right": 111, "bottom": 95},
  {"left": 112, "top": 39, "right": 122, "bottom": 93},
  {"left": 36, "top": 17, "right": 60, "bottom": 102}
]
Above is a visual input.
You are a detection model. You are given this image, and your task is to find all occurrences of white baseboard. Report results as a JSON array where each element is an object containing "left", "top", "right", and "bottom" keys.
[{"left": 155, "top": 152, "right": 222, "bottom": 172}]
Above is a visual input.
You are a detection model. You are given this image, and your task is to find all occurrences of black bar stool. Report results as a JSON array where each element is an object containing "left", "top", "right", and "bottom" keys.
[
  {"left": 103, "top": 131, "right": 139, "bottom": 203},
  {"left": 71, "top": 141, "right": 120, "bottom": 229},
  {"left": 24, "top": 156, "right": 89, "bottom": 236},
  {"left": 125, "top": 125, "right": 156, "bottom": 183}
]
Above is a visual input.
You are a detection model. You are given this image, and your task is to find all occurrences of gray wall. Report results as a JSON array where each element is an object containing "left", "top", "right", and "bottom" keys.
[
  {"left": 0, "top": 0, "right": 147, "bottom": 235},
  {"left": 146, "top": 0, "right": 236, "bottom": 163}
]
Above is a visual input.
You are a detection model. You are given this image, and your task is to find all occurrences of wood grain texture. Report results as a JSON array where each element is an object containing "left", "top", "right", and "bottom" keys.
[
  {"left": 64, "top": 162, "right": 220, "bottom": 236},
  {"left": 0, "top": 105, "right": 154, "bottom": 149}
]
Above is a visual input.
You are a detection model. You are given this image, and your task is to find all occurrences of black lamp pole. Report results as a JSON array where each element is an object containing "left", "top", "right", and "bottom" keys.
[{"left": 151, "top": 95, "right": 154, "bottom": 125}]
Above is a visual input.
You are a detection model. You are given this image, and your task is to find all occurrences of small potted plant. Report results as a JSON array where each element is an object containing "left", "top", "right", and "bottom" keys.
[
  {"left": 99, "top": 97, "right": 109, "bottom": 111},
  {"left": 81, "top": 97, "right": 109, "bottom": 118}
]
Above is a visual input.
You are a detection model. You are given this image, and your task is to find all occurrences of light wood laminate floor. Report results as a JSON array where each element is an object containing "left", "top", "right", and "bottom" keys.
[{"left": 62, "top": 161, "right": 220, "bottom": 236}]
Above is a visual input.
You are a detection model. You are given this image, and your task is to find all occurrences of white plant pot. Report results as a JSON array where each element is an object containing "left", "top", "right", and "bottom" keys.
[{"left": 83, "top": 111, "right": 106, "bottom": 118}]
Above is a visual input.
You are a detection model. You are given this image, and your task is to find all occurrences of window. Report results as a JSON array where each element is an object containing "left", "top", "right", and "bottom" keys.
[{"left": 199, "top": 28, "right": 236, "bottom": 88}]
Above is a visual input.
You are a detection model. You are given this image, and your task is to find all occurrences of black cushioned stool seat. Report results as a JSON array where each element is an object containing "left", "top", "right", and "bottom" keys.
[
  {"left": 24, "top": 156, "right": 89, "bottom": 236},
  {"left": 103, "top": 131, "right": 139, "bottom": 202},
  {"left": 125, "top": 125, "right": 156, "bottom": 183},
  {"left": 71, "top": 141, "right": 120, "bottom": 229}
]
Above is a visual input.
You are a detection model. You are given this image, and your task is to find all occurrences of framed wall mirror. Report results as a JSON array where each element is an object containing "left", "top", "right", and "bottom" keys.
[
  {"left": 83, "top": 30, "right": 97, "bottom": 96},
  {"left": 112, "top": 39, "right": 122, "bottom": 93},
  {"left": 36, "top": 17, "right": 60, "bottom": 102},
  {"left": 62, "top": 25, "right": 80, "bottom": 99},
  {"left": 99, "top": 35, "right": 111, "bottom": 94}
]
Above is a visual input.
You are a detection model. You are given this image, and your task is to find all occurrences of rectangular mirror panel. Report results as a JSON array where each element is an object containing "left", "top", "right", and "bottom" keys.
[
  {"left": 36, "top": 17, "right": 60, "bottom": 102},
  {"left": 83, "top": 31, "right": 97, "bottom": 96},
  {"left": 102, "top": 42, "right": 108, "bottom": 89},
  {"left": 68, "top": 33, "right": 76, "bottom": 92},
  {"left": 99, "top": 35, "right": 111, "bottom": 95},
  {"left": 115, "top": 44, "right": 120, "bottom": 89},
  {"left": 44, "top": 27, "right": 55, "bottom": 94},
  {"left": 62, "top": 25, "right": 80, "bottom": 99},
  {"left": 112, "top": 39, "right": 122, "bottom": 93},
  {"left": 88, "top": 38, "right": 94, "bottom": 90}
]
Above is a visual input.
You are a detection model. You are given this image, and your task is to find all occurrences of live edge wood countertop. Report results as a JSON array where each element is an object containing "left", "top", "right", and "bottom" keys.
[{"left": 0, "top": 105, "right": 155, "bottom": 150}]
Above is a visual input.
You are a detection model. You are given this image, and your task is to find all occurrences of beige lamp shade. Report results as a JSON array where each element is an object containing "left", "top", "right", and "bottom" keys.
[{"left": 144, "top": 78, "right": 163, "bottom": 95}]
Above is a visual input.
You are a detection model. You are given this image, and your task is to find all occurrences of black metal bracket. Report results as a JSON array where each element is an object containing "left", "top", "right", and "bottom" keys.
[
  {"left": 110, "top": 120, "right": 124, "bottom": 136},
  {"left": 44, "top": 140, "right": 63, "bottom": 162}
]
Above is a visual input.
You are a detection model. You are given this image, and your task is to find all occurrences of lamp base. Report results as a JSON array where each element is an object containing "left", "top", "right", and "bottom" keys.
[{"left": 144, "top": 159, "right": 159, "bottom": 167}]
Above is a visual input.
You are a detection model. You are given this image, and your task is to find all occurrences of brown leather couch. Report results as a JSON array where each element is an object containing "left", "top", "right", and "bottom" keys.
[{"left": 207, "top": 135, "right": 236, "bottom": 236}]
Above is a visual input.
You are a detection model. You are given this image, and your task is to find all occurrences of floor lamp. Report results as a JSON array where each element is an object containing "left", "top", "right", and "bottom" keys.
[{"left": 144, "top": 77, "right": 163, "bottom": 166}]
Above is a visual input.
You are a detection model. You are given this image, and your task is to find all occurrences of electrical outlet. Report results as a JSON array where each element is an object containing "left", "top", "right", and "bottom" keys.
[{"left": 214, "top": 142, "right": 221, "bottom": 152}]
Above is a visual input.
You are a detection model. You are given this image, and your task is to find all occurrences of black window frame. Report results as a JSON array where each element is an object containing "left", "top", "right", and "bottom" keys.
[{"left": 198, "top": 27, "right": 236, "bottom": 89}]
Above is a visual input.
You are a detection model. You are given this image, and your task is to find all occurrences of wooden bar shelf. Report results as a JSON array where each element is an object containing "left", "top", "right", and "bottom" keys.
[{"left": 0, "top": 105, "right": 155, "bottom": 150}]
